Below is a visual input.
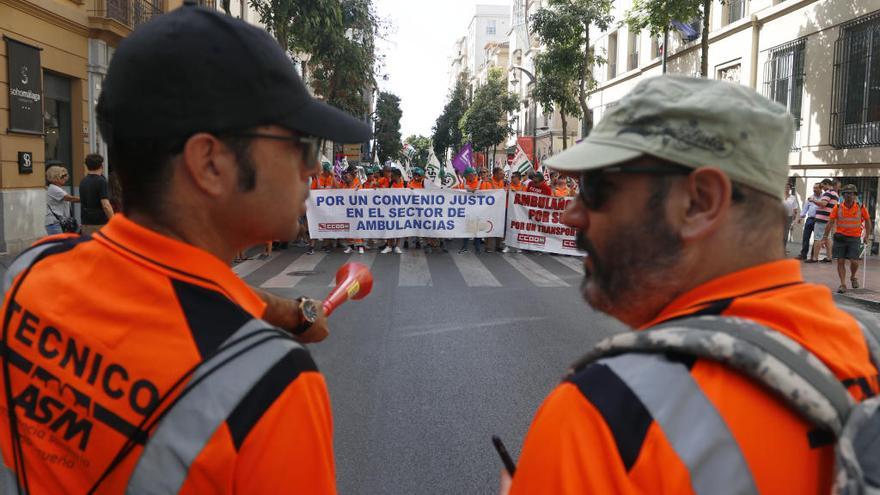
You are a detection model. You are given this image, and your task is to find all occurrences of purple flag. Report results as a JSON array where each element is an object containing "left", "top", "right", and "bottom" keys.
[{"left": 451, "top": 143, "right": 473, "bottom": 174}]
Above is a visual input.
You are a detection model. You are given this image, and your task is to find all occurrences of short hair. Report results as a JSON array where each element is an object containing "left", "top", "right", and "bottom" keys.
[
  {"left": 511, "top": 171, "right": 521, "bottom": 177},
  {"left": 46, "top": 165, "right": 68, "bottom": 182},
  {"left": 493, "top": 167, "right": 503, "bottom": 174},
  {"left": 84, "top": 153, "right": 105, "bottom": 171},
  {"left": 391, "top": 168, "right": 402, "bottom": 176}
]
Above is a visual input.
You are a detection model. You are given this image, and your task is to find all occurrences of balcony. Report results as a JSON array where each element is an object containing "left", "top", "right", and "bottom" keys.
[{"left": 89, "top": 0, "right": 165, "bottom": 40}]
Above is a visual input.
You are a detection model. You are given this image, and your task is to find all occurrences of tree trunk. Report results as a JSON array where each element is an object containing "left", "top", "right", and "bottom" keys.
[
  {"left": 700, "top": 0, "right": 711, "bottom": 77},
  {"left": 578, "top": 23, "right": 592, "bottom": 138},
  {"left": 561, "top": 111, "right": 568, "bottom": 150},
  {"left": 492, "top": 146, "right": 497, "bottom": 171}
]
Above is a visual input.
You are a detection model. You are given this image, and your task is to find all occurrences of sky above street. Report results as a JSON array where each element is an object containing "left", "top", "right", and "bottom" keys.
[{"left": 374, "top": 0, "right": 511, "bottom": 140}]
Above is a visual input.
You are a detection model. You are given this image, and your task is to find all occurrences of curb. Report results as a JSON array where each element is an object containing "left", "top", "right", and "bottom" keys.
[{"left": 834, "top": 293, "right": 880, "bottom": 313}]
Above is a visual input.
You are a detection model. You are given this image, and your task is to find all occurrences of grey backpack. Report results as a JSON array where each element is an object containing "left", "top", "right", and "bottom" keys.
[{"left": 573, "top": 310, "right": 880, "bottom": 494}]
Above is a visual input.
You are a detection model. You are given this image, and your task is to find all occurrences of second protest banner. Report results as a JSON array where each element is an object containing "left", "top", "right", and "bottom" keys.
[
  {"left": 307, "top": 188, "right": 506, "bottom": 239},
  {"left": 504, "top": 191, "right": 584, "bottom": 256}
]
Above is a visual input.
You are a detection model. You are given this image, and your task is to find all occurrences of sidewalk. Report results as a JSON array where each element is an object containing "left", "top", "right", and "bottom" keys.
[{"left": 791, "top": 242, "right": 880, "bottom": 312}]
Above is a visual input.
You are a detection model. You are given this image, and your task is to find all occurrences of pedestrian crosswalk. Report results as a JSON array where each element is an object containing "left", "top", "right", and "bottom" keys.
[{"left": 233, "top": 248, "right": 584, "bottom": 290}]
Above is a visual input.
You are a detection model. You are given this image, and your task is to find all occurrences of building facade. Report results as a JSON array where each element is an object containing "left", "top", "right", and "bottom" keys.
[{"left": 586, "top": 0, "right": 880, "bottom": 242}]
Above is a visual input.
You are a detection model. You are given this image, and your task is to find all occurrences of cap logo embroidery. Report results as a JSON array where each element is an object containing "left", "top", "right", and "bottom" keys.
[{"left": 615, "top": 115, "right": 735, "bottom": 158}]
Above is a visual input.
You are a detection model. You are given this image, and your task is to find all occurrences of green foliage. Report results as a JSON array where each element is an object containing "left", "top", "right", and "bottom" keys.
[
  {"left": 459, "top": 68, "right": 518, "bottom": 154},
  {"left": 624, "top": 0, "right": 713, "bottom": 76},
  {"left": 530, "top": 0, "right": 613, "bottom": 137},
  {"left": 375, "top": 92, "right": 403, "bottom": 163},
  {"left": 404, "top": 135, "right": 432, "bottom": 165},
  {"left": 250, "top": 0, "right": 383, "bottom": 118},
  {"left": 431, "top": 74, "right": 470, "bottom": 163}
]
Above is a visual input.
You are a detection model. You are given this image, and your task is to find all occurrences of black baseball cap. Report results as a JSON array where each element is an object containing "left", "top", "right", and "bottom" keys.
[{"left": 96, "top": 4, "right": 372, "bottom": 143}]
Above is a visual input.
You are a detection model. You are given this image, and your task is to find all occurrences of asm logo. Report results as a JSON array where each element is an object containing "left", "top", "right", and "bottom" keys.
[
  {"left": 562, "top": 240, "right": 577, "bottom": 249},
  {"left": 319, "top": 223, "right": 350, "bottom": 232},
  {"left": 517, "top": 233, "right": 546, "bottom": 245}
]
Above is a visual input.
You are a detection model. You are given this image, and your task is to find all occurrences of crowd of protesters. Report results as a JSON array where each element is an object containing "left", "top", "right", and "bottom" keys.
[
  {"left": 791, "top": 178, "right": 874, "bottom": 293},
  {"left": 236, "top": 162, "right": 578, "bottom": 260}
]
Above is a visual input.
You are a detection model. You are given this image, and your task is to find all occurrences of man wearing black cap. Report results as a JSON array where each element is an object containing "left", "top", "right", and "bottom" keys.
[{"left": 0, "top": 4, "right": 369, "bottom": 494}]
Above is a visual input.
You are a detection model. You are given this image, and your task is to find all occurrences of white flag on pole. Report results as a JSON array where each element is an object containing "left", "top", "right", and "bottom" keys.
[{"left": 512, "top": 144, "right": 533, "bottom": 176}]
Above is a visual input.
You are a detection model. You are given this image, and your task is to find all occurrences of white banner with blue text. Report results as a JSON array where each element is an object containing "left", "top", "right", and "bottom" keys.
[{"left": 306, "top": 189, "right": 507, "bottom": 239}]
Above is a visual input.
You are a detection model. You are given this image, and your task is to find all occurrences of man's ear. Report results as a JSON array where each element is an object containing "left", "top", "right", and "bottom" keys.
[
  {"left": 677, "top": 167, "right": 733, "bottom": 242},
  {"left": 180, "top": 133, "right": 237, "bottom": 197}
]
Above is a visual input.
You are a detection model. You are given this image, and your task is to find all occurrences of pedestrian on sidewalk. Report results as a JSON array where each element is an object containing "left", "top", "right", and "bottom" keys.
[
  {"left": 44, "top": 164, "right": 80, "bottom": 235},
  {"left": 797, "top": 182, "right": 822, "bottom": 260},
  {"left": 501, "top": 75, "right": 879, "bottom": 495},
  {"left": 79, "top": 153, "right": 115, "bottom": 235},
  {"left": 824, "top": 184, "right": 873, "bottom": 293},
  {"left": 783, "top": 183, "right": 799, "bottom": 251},
  {"left": 810, "top": 178, "right": 840, "bottom": 263}
]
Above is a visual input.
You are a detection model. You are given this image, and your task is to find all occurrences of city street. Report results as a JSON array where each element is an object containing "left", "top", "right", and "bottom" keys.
[{"left": 237, "top": 245, "right": 625, "bottom": 495}]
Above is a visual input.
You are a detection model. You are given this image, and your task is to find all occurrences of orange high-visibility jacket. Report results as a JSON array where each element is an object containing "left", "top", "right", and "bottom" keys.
[
  {"left": 511, "top": 260, "right": 878, "bottom": 495},
  {"left": 830, "top": 202, "right": 870, "bottom": 238},
  {"left": 0, "top": 215, "right": 335, "bottom": 494}
]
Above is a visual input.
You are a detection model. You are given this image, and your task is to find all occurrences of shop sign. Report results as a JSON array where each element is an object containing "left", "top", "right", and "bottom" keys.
[
  {"left": 18, "top": 152, "right": 33, "bottom": 174},
  {"left": 4, "top": 37, "right": 43, "bottom": 135}
]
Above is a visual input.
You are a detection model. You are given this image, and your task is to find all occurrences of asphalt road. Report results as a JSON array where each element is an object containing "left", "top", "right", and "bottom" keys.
[{"left": 239, "top": 244, "right": 626, "bottom": 495}]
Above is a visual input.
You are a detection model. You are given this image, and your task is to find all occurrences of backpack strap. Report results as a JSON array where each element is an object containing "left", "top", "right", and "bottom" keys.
[
  {"left": 841, "top": 306, "right": 880, "bottom": 372},
  {"left": 572, "top": 315, "right": 852, "bottom": 435}
]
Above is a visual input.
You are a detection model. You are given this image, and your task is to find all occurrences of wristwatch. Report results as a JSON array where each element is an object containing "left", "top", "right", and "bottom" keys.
[{"left": 292, "top": 297, "right": 320, "bottom": 335}]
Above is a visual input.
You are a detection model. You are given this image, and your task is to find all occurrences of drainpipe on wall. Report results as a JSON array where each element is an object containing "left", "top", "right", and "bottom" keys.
[{"left": 749, "top": 14, "right": 762, "bottom": 90}]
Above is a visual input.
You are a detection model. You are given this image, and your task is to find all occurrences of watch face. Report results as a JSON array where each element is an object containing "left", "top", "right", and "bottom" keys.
[{"left": 302, "top": 299, "right": 319, "bottom": 323}]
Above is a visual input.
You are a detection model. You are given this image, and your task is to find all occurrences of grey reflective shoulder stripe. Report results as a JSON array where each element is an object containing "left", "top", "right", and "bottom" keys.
[
  {"left": 2, "top": 241, "right": 63, "bottom": 294},
  {"left": 842, "top": 307, "right": 880, "bottom": 370},
  {"left": 600, "top": 354, "right": 759, "bottom": 495},
  {"left": 126, "top": 319, "right": 303, "bottom": 495},
  {"left": 1, "top": 459, "right": 19, "bottom": 494},
  {"left": 654, "top": 316, "right": 852, "bottom": 433}
]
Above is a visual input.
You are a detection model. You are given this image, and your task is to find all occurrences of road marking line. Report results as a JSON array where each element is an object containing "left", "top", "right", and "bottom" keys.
[
  {"left": 260, "top": 252, "right": 326, "bottom": 288},
  {"left": 232, "top": 252, "right": 279, "bottom": 278},
  {"left": 451, "top": 252, "right": 502, "bottom": 287},
  {"left": 502, "top": 254, "right": 569, "bottom": 287},
  {"left": 400, "top": 316, "right": 548, "bottom": 337},
  {"left": 551, "top": 255, "right": 584, "bottom": 274},
  {"left": 329, "top": 252, "right": 377, "bottom": 287},
  {"left": 398, "top": 249, "right": 432, "bottom": 286}
]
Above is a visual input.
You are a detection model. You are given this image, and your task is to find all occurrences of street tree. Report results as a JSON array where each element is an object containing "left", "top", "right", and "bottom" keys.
[
  {"left": 249, "top": 0, "right": 341, "bottom": 56},
  {"left": 431, "top": 73, "right": 469, "bottom": 163},
  {"left": 531, "top": 0, "right": 613, "bottom": 138},
  {"left": 625, "top": 0, "right": 712, "bottom": 77},
  {"left": 459, "top": 68, "right": 518, "bottom": 167},
  {"left": 375, "top": 92, "right": 403, "bottom": 164},
  {"left": 404, "top": 135, "right": 432, "bottom": 166}
]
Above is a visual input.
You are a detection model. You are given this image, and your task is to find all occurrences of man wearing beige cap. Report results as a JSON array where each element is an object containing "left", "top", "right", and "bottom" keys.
[
  {"left": 500, "top": 76, "right": 879, "bottom": 494},
  {"left": 824, "top": 183, "right": 872, "bottom": 293}
]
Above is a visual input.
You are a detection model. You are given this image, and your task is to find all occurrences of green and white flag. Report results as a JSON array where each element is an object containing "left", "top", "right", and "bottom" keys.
[{"left": 512, "top": 144, "right": 533, "bottom": 176}]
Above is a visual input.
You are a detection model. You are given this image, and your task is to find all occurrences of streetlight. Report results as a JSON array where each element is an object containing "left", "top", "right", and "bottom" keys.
[{"left": 510, "top": 65, "right": 538, "bottom": 170}]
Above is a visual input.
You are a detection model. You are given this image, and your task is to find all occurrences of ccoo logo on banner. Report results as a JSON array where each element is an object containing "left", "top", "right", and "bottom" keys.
[{"left": 504, "top": 191, "right": 585, "bottom": 256}]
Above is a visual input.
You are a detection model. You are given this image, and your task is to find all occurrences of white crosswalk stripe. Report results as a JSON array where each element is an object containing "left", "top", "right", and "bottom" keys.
[
  {"left": 501, "top": 254, "right": 569, "bottom": 287},
  {"left": 260, "top": 252, "right": 327, "bottom": 289},
  {"left": 399, "top": 249, "right": 432, "bottom": 287},
  {"left": 232, "top": 252, "right": 279, "bottom": 278},
  {"left": 551, "top": 255, "right": 584, "bottom": 275},
  {"left": 329, "top": 252, "right": 377, "bottom": 287},
  {"left": 451, "top": 252, "right": 502, "bottom": 287}
]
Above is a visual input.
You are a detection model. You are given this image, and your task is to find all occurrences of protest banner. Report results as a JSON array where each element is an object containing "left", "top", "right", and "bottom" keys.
[
  {"left": 307, "top": 188, "right": 506, "bottom": 239},
  {"left": 504, "top": 191, "right": 585, "bottom": 256}
]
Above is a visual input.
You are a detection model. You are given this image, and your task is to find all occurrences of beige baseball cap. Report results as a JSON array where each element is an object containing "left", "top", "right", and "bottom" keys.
[{"left": 545, "top": 75, "right": 795, "bottom": 200}]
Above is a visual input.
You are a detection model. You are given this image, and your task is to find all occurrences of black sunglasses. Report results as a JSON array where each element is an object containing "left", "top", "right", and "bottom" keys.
[
  {"left": 225, "top": 131, "right": 324, "bottom": 169},
  {"left": 578, "top": 164, "right": 693, "bottom": 210}
]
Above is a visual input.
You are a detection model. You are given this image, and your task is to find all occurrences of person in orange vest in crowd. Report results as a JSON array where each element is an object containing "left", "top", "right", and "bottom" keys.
[
  {"left": 307, "top": 162, "right": 338, "bottom": 255},
  {"left": 458, "top": 167, "right": 484, "bottom": 254},
  {"left": 378, "top": 165, "right": 392, "bottom": 188},
  {"left": 479, "top": 167, "right": 507, "bottom": 252},
  {"left": 552, "top": 174, "right": 570, "bottom": 197},
  {"left": 525, "top": 171, "right": 552, "bottom": 195},
  {"left": 380, "top": 169, "right": 406, "bottom": 254},
  {"left": 508, "top": 171, "right": 526, "bottom": 192},
  {"left": 500, "top": 75, "right": 879, "bottom": 495},
  {"left": 823, "top": 183, "right": 873, "bottom": 294},
  {"left": 0, "top": 6, "right": 372, "bottom": 494},
  {"left": 341, "top": 167, "right": 365, "bottom": 254},
  {"left": 361, "top": 166, "right": 380, "bottom": 189},
  {"left": 409, "top": 168, "right": 426, "bottom": 189}
]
